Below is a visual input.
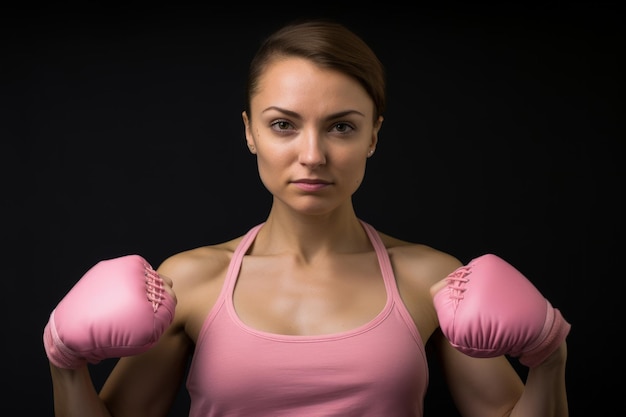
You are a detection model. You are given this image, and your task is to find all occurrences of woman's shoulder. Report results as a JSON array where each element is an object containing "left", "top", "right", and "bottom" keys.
[
  {"left": 376, "top": 230, "right": 463, "bottom": 287},
  {"left": 155, "top": 234, "right": 246, "bottom": 288},
  {"left": 373, "top": 230, "right": 463, "bottom": 340},
  {"left": 153, "top": 234, "right": 250, "bottom": 335}
]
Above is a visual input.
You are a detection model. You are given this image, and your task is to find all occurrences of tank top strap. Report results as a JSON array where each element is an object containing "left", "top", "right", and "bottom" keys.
[
  {"left": 359, "top": 219, "right": 404, "bottom": 304},
  {"left": 222, "top": 223, "right": 264, "bottom": 295}
]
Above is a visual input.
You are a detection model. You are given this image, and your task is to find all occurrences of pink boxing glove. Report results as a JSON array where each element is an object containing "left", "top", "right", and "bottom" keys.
[
  {"left": 43, "top": 255, "right": 176, "bottom": 369},
  {"left": 432, "top": 254, "right": 571, "bottom": 368}
]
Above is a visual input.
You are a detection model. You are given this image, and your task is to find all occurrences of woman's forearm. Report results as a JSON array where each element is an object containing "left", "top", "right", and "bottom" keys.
[
  {"left": 49, "top": 363, "right": 112, "bottom": 417},
  {"left": 510, "top": 341, "right": 569, "bottom": 417}
]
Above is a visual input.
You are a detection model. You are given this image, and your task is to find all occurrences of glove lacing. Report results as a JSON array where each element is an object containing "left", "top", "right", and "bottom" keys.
[
  {"left": 446, "top": 266, "right": 472, "bottom": 306},
  {"left": 144, "top": 264, "right": 166, "bottom": 313}
]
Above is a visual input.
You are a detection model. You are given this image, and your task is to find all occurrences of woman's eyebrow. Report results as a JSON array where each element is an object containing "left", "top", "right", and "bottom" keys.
[{"left": 262, "top": 106, "right": 365, "bottom": 120}]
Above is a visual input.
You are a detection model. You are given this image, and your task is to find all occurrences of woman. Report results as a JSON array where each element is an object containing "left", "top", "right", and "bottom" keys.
[{"left": 45, "top": 19, "right": 570, "bottom": 416}]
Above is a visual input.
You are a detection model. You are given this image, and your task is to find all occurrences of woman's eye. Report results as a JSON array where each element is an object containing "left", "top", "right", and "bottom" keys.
[
  {"left": 332, "top": 123, "right": 354, "bottom": 133},
  {"left": 270, "top": 120, "right": 293, "bottom": 131}
]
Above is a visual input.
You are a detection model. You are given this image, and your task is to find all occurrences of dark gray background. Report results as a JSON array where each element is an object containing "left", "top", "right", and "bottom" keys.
[{"left": 2, "top": 3, "right": 623, "bottom": 415}]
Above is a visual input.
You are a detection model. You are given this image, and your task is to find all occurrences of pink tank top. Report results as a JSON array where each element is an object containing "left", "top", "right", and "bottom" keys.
[{"left": 186, "top": 221, "right": 428, "bottom": 416}]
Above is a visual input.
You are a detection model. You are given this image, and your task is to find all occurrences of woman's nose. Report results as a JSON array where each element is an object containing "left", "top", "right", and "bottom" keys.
[{"left": 298, "top": 131, "right": 326, "bottom": 167}]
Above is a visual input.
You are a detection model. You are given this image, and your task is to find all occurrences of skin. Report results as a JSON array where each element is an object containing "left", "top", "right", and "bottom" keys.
[{"left": 49, "top": 56, "right": 568, "bottom": 417}]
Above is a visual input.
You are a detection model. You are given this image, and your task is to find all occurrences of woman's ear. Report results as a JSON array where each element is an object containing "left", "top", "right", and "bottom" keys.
[
  {"left": 242, "top": 111, "right": 256, "bottom": 154},
  {"left": 373, "top": 115, "right": 384, "bottom": 139},
  {"left": 368, "top": 116, "right": 383, "bottom": 156}
]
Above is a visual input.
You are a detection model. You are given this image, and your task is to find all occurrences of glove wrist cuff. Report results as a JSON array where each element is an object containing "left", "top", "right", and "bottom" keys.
[{"left": 518, "top": 307, "right": 571, "bottom": 367}]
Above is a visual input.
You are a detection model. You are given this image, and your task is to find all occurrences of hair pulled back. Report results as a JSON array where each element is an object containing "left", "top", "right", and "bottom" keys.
[{"left": 246, "top": 19, "right": 386, "bottom": 121}]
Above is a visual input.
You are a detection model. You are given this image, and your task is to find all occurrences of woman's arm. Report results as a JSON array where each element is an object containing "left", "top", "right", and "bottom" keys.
[
  {"left": 430, "top": 253, "right": 570, "bottom": 417},
  {"left": 436, "top": 334, "right": 568, "bottom": 417},
  {"left": 49, "top": 323, "right": 192, "bottom": 417},
  {"left": 50, "top": 364, "right": 113, "bottom": 417},
  {"left": 44, "top": 254, "right": 185, "bottom": 417},
  {"left": 510, "top": 341, "right": 568, "bottom": 417}
]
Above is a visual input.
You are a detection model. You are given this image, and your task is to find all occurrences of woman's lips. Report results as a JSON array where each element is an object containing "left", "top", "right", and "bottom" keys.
[{"left": 292, "top": 179, "right": 331, "bottom": 191}]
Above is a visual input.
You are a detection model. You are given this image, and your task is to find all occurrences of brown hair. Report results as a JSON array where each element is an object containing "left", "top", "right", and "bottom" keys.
[{"left": 246, "top": 19, "right": 386, "bottom": 121}]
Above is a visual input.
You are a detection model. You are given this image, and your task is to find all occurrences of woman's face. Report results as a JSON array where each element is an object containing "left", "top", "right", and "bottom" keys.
[{"left": 243, "top": 57, "right": 382, "bottom": 216}]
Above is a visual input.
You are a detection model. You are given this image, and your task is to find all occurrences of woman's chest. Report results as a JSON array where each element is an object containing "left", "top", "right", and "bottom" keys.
[{"left": 233, "top": 253, "right": 388, "bottom": 336}]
